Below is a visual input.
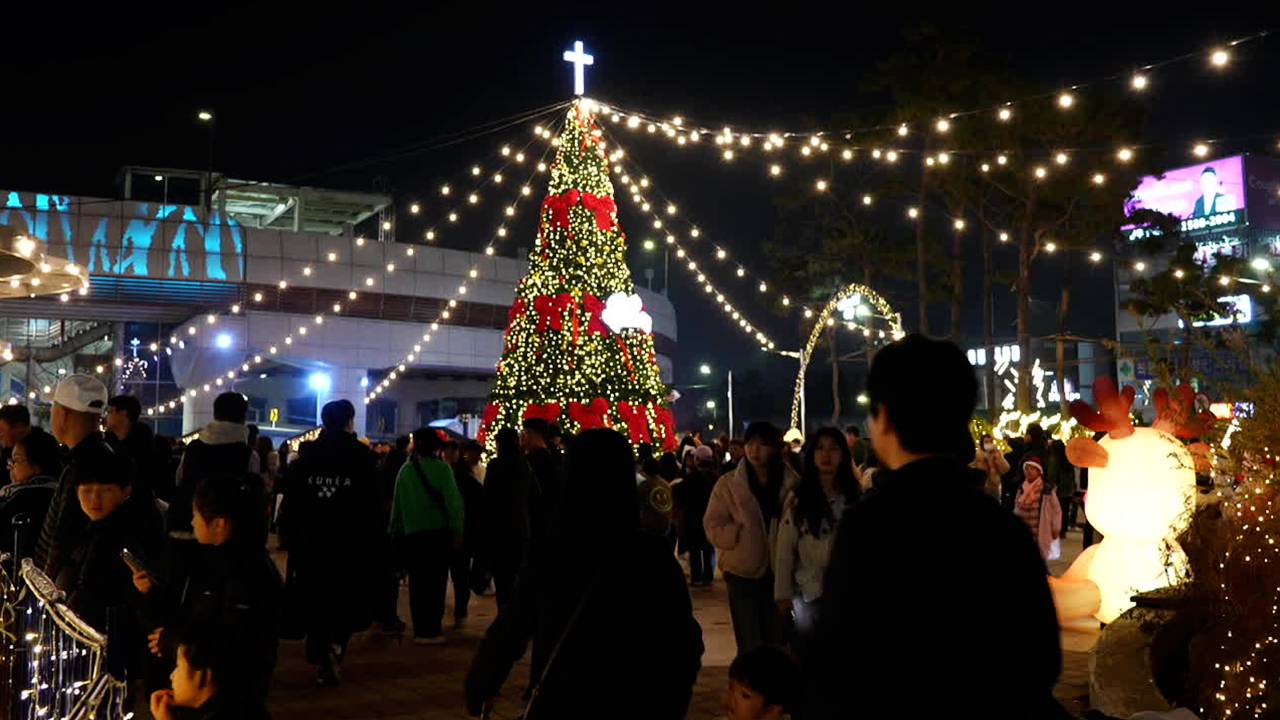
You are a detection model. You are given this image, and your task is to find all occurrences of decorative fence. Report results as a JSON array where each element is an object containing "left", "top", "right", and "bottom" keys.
[{"left": 1, "top": 556, "right": 128, "bottom": 719}]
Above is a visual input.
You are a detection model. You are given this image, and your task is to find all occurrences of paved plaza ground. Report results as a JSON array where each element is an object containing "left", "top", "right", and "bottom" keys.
[{"left": 266, "top": 530, "right": 1097, "bottom": 719}]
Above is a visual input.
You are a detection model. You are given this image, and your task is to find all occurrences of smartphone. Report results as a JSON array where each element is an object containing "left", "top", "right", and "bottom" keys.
[{"left": 120, "top": 547, "right": 150, "bottom": 577}]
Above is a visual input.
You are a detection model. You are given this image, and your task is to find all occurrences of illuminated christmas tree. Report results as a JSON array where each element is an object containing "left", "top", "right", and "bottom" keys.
[{"left": 477, "top": 99, "right": 676, "bottom": 452}]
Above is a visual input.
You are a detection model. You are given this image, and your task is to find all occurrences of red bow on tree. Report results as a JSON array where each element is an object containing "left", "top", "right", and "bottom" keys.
[
  {"left": 653, "top": 405, "right": 677, "bottom": 451},
  {"left": 580, "top": 292, "right": 608, "bottom": 336},
  {"left": 533, "top": 293, "right": 575, "bottom": 332},
  {"left": 541, "top": 189, "right": 581, "bottom": 231},
  {"left": 476, "top": 402, "right": 501, "bottom": 445},
  {"left": 579, "top": 192, "right": 617, "bottom": 232},
  {"left": 568, "top": 398, "right": 610, "bottom": 430},
  {"left": 507, "top": 298, "right": 526, "bottom": 326},
  {"left": 522, "top": 402, "right": 561, "bottom": 424},
  {"left": 615, "top": 401, "right": 652, "bottom": 444}
]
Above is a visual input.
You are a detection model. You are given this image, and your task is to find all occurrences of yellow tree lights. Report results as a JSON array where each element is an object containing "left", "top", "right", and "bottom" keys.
[{"left": 477, "top": 99, "right": 676, "bottom": 453}]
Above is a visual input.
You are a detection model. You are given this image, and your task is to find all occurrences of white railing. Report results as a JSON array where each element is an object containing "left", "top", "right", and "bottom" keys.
[{"left": 2, "top": 558, "right": 129, "bottom": 720}]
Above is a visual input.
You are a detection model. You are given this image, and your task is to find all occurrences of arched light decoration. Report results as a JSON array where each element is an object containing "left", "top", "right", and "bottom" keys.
[{"left": 789, "top": 282, "right": 905, "bottom": 431}]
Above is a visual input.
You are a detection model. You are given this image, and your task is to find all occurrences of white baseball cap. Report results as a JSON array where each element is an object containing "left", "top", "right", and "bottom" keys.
[{"left": 53, "top": 374, "right": 108, "bottom": 414}]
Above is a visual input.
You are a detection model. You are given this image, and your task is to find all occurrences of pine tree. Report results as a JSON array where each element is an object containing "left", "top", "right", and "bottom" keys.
[{"left": 477, "top": 100, "right": 676, "bottom": 452}]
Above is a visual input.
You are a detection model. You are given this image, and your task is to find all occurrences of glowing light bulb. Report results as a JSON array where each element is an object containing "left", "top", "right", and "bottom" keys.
[
  {"left": 1131, "top": 74, "right": 1147, "bottom": 90},
  {"left": 862, "top": 195, "right": 873, "bottom": 205},
  {"left": 722, "top": 149, "right": 735, "bottom": 161},
  {"left": 1117, "top": 148, "right": 1133, "bottom": 162},
  {"left": 471, "top": 166, "right": 481, "bottom": 176},
  {"left": 1092, "top": 173, "right": 1106, "bottom": 185},
  {"left": 440, "top": 184, "right": 450, "bottom": 195},
  {"left": 1055, "top": 152, "right": 1069, "bottom": 165},
  {"left": 1193, "top": 143, "right": 1210, "bottom": 157},
  {"left": 937, "top": 152, "right": 950, "bottom": 165},
  {"left": 999, "top": 232, "right": 1010, "bottom": 242},
  {"left": 1090, "top": 251, "right": 1103, "bottom": 263},
  {"left": 998, "top": 107, "right": 1012, "bottom": 121},
  {"left": 1211, "top": 49, "right": 1229, "bottom": 67},
  {"left": 907, "top": 207, "right": 919, "bottom": 219},
  {"left": 936, "top": 118, "right": 950, "bottom": 133},
  {"left": 410, "top": 203, "right": 420, "bottom": 214},
  {"left": 1174, "top": 268, "right": 1185, "bottom": 279},
  {"left": 1045, "top": 242, "right": 1056, "bottom": 252},
  {"left": 897, "top": 124, "right": 909, "bottom": 137},
  {"left": 815, "top": 179, "right": 828, "bottom": 192},
  {"left": 1034, "top": 166, "right": 1047, "bottom": 179},
  {"left": 996, "top": 155, "right": 1008, "bottom": 165},
  {"left": 1134, "top": 261, "right": 1146, "bottom": 272},
  {"left": 953, "top": 219, "right": 966, "bottom": 230},
  {"left": 1058, "top": 92, "right": 1074, "bottom": 108},
  {"left": 770, "top": 164, "right": 782, "bottom": 176}
]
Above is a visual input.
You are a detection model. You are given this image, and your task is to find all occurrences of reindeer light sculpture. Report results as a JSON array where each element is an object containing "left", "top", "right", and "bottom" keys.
[{"left": 1049, "top": 378, "right": 1203, "bottom": 624}]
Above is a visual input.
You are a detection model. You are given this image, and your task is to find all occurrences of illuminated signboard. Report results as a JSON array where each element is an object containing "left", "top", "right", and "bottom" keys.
[
  {"left": 1176, "top": 294, "right": 1253, "bottom": 329},
  {"left": 1125, "top": 156, "right": 1246, "bottom": 239},
  {"left": 0, "top": 191, "right": 244, "bottom": 282}
]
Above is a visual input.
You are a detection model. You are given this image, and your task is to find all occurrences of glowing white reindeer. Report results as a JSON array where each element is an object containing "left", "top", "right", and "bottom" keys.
[{"left": 1048, "top": 379, "right": 1209, "bottom": 624}]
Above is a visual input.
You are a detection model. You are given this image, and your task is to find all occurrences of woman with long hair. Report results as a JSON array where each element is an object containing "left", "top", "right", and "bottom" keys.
[
  {"left": 389, "top": 427, "right": 464, "bottom": 644},
  {"left": 774, "top": 427, "right": 859, "bottom": 654},
  {"left": 704, "top": 421, "right": 799, "bottom": 653},
  {"left": 466, "top": 428, "right": 703, "bottom": 719}
]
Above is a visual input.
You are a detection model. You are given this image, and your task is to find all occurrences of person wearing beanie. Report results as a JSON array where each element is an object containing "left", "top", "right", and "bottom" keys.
[{"left": 1013, "top": 456, "right": 1063, "bottom": 561}]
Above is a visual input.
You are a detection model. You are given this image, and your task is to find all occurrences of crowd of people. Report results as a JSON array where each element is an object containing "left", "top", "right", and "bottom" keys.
[{"left": 0, "top": 332, "right": 1089, "bottom": 719}]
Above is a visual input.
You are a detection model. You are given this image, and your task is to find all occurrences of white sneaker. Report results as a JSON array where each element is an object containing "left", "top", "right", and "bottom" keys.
[{"left": 413, "top": 636, "right": 446, "bottom": 646}]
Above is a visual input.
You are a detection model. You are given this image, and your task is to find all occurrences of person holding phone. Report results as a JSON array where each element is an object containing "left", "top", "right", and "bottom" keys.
[{"left": 134, "top": 473, "right": 281, "bottom": 703}]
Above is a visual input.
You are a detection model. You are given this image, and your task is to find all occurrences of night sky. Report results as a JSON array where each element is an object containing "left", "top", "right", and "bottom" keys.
[{"left": 1, "top": 11, "right": 1277, "bottom": 429}]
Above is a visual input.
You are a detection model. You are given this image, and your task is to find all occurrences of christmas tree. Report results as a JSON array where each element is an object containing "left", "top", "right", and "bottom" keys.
[{"left": 477, "top": 99, "right": 676, "bottom": 452}]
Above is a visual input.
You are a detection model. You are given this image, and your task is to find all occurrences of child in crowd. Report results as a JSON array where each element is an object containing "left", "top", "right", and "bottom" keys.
[
  {"left": 149, "top": 624, "right": 270, "bottom": 720},
  {"left": 724, "top": 645, "right": 798, "bottom": 720}
]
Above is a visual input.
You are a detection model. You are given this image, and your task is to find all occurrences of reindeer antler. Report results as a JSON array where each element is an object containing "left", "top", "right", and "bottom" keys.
[
  {"left": 1152, "top": 384, "right": 1214, "bottom": 438},
  {"left": 1068, "top": 377, "right": 1136, "bottom": 439}
]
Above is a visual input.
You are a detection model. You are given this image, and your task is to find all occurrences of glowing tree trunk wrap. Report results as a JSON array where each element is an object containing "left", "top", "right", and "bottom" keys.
[{"left": 479, "top": 100, "right": 675, "bottom": 452}]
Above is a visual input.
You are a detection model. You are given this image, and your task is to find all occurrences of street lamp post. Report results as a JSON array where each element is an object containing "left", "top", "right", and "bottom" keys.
[
  {"left": 198, "top": 110, "right": 215, "bottom": 212},
  {"left": 699, "top": 363, "right": 736, "bottom": 437},
  {"left": 642, "top": 238, "right": 669, "bottom": 297}
]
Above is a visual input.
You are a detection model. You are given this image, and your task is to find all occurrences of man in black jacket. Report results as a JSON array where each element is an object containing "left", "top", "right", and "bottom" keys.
[
  {"left": 278, "top": 399, "right": 380, "bottom": 687},
  {"left": 106, "top": 394, "right": 158, "bottom": 505},
  {"left": 520, "top": 418, "right": 561, "bottom": 540},
  {"left": 168, "top": 392, "right": 256, "bottom": 540},
  {"left": 800, "top": 335, "right": 1068, "bottom": 720}
]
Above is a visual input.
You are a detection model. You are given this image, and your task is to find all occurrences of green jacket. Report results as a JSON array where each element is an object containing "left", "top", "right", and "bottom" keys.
[{"left": 389, "top": 457, "right": 464, "bottom": 536}]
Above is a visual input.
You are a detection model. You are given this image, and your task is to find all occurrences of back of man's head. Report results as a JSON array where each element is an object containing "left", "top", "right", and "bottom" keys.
[
  {"left": 845, "top": 425, "right": 861, "bottom": 439},
  {"left": 0, "top": 404, "right": 31, "bottom": 428},
  {"left": 522, "top": 417, "right": 551, "bottom": 443},
  {"left": 321, "top": 399, "right": 356, "bottom": 432},
  {"left": 867, "top": 334, "right": 977, "bottom": 460},
  {"left": 212, "top": 392, "right": 248, "bottom": 424},
  {"left": 108, "top": 395, "right": 141, "bottom": 424}
]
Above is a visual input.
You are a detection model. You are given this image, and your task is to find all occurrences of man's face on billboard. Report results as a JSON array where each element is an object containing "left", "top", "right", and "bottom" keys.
[{"left": 1202, "top": 170, "right": 1218, "bottom": 198}]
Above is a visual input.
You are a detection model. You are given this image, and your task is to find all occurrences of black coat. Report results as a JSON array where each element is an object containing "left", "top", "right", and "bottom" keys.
[
  {"left": 800, "top": 456, "right": 1066, "bottom": 720},
  {"left": 465, "top": 530, "right": 703, "bottom": 719},
  {"left": 452, "top": 460, "right": 485, "bottom": 550},
  {"left": 108, "top": 421, "right": 158, "bottom": 504},
  {"left": 54, "top": 496, "right": 163, "bottom": 633},
  {"left": 524, "top": 448, "right": 562, "bottom": 540},
  {"left": 168, "top": 439, "right": 252, "bottom": 537},
  {"left": 142, "top": 539, "right": 281, "bottom": 700},
  {"left": 37, "top": 432, "right": 126, "bottom": 576},
  {"left": 170, "top": 693, "right": 272, "bottom": 720},
  {"left": 0, "top": 477, "right": 56, "bottom": 555},
  {"left": 482, "top": 455, "right": 530, "bottom": 549},
  {"left": 278, "top": 429, "right": 380, "bottom": 631},
  {"left": 671, "top": 469, "right": 713, "bottom": 546}
]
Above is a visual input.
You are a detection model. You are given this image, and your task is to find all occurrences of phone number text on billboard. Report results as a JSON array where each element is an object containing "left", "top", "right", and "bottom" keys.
[{"left": 1127, "top": 210, "right": 1241, "bottom": 240}]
